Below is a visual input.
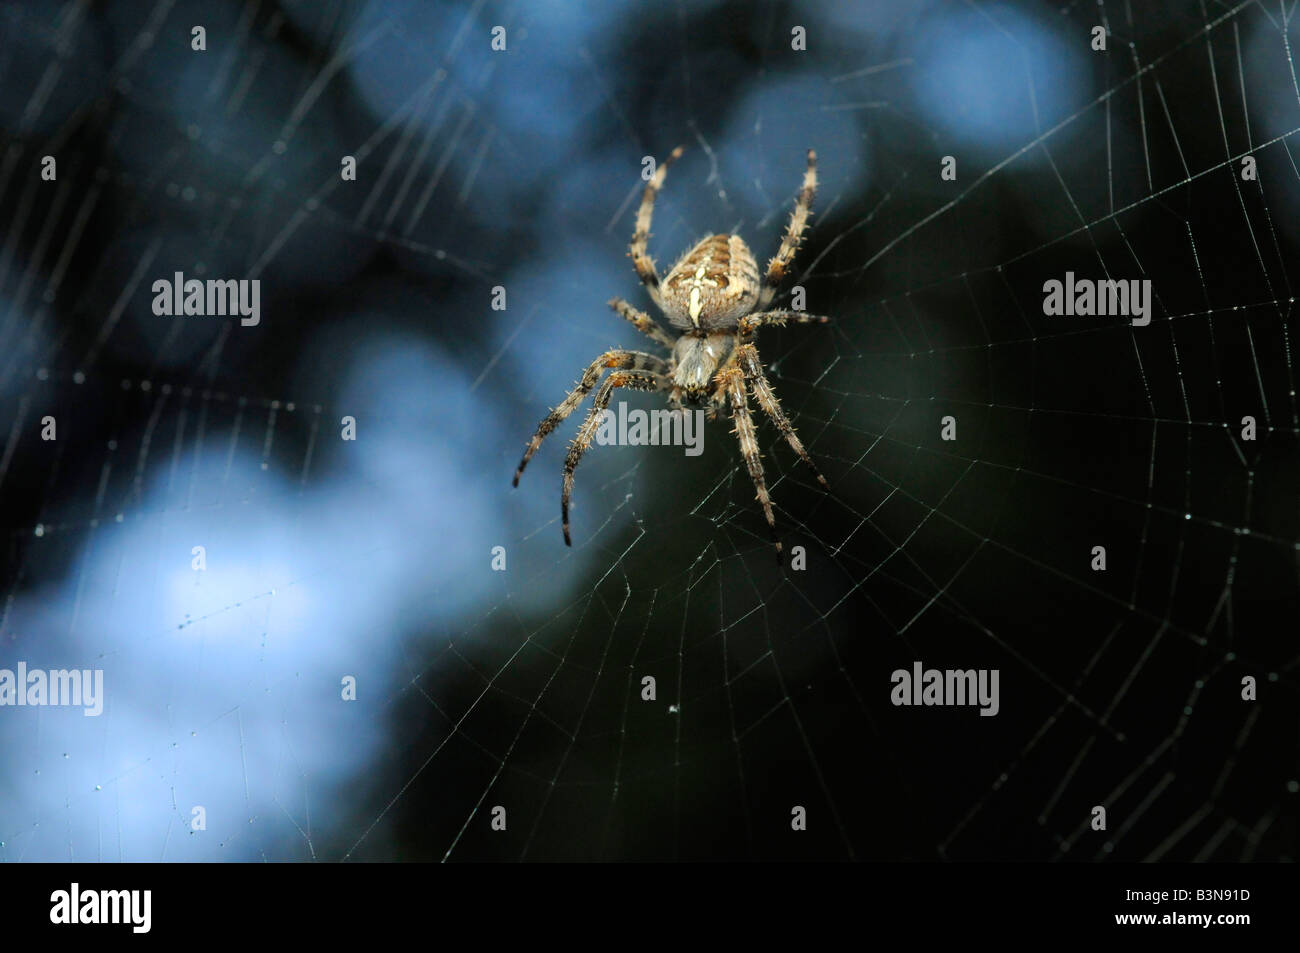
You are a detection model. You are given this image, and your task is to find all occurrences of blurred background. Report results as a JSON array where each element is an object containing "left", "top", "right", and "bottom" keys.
[{"left": 0, "top": 0, "right": 1296, "bottom": 861}]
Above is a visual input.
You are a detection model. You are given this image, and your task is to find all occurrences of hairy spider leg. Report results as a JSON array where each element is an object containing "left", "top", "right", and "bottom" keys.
[
  {"left": 629, "top": 146, "right": 685, "bottom": 307},
  {"left": 561, "top": 370, "right": 669, "bottom": 545},
  {"left": 514, "top": 351, "right": 668, "bottom": 487},
  {"left": 607, "top": 297, "right": 676, "bottom": 349},
  {"left": 736, "top": 341, "right": 828, "bottom": 488},
  {"left": 718, "top": 363, "right": 782, "bottom": 556},
  {"left": 758, "top": 149, "right": 818, "bottom": 310}
]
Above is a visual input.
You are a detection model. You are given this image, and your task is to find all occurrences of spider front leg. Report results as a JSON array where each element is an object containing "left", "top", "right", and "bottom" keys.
[
  {"left": 705, "top": 387, "right": 727, "bottom": 421},
  {"left": 717, "top": 364, "right": 782, "bottom": 556},
  {"left": 758, "top": 149, "right": 818, "bottom": 310},
  {"left": 736, "top": 341, "right": 828, "bottom": 489},
  {"left": 514, "top": 350, "right": 668, "bottom": 487},
  {"left": 562, "top": 370, "right": 668, "bottom": 545}
]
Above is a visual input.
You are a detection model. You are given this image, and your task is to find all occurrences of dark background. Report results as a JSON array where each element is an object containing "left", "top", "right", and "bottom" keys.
[{"left": 0, "top": 0, "right": 1296, "bottom": 861}]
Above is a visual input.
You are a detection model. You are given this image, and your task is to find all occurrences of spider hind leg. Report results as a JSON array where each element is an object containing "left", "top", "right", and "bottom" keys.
[
  {"left": 629, "top": 146, "right": 685, "bottom": 304},
  {"left": 758, "top": 149, "right": 818, "bottom": 310}
]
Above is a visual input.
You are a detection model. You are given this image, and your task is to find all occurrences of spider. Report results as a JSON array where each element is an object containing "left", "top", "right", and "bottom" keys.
[{"left": 512, "top": 146, "right": 830, "bottom": 554}]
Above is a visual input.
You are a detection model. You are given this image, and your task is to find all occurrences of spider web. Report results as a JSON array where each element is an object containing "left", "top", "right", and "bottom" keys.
[{"left": 0, "top": 0, "right": 1297, "bottom": 862}]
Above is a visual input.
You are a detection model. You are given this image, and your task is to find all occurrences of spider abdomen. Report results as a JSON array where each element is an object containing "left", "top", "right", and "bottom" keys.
[{"left": 661, "top": 234, "right": 760, "bottom": 331}]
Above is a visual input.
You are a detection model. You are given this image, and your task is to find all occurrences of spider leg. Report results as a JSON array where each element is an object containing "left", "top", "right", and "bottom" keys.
[
  {"left": 608, "top": 297, "right": 676, "bottom": 350},
  {"left": 758, "top": 149, "right": 817, "bottom": 310},
  {"left": 514, "top": 351, "right": 668, "bottom": 487},
  {"left": 736, "top": 341, "right": 828, "bottom": 489},
  {"left": 718, "top": 364, "right": 782, "bottom": 555},
  {"left": 562, "top": 370, "right": 668, "bottom": 545},
  {"left": 737, "top": 310, "right": 831, "bottom": 335},
  {"left": 629, "top": 146, "right": 684, "bottom": 307},
  {"left": 705, "top": 387, "right": 727, "bottom": 421}
]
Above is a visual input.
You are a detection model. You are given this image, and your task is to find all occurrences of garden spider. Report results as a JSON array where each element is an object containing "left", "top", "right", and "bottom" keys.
[{"left": 512, "top": 146, "right": 830, "bottom": 554}]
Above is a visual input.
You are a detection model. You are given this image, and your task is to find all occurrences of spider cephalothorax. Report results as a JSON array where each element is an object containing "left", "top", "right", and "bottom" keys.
[{"left": 513, "top": 146, "right": 829, "bottom": 554}]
